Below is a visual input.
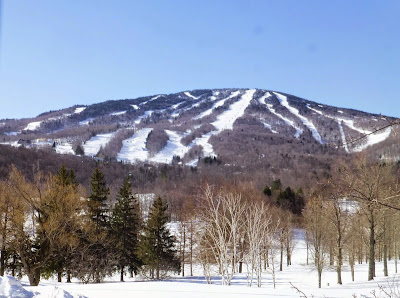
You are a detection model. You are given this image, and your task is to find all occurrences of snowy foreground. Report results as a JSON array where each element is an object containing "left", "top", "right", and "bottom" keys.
[{"left": 5, "top": 231, "right": 400, "bottom": 298}]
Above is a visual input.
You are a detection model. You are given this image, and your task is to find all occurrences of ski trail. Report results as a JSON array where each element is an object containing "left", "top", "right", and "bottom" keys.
[
  {"left": 117, "top": 128, "right": 153, "bottom": 163},
  {"left": 267, "top": 103, "right": 303, "bottom": 138},
  {"left": 150, "top": 130, "right": 191, "bottom": 164},
  {"left": 194, "top": 91, "right": 241, "bottom": 120},
  {"left": 184, "top": 92, "right": 199, "bottom": 100},
  {"left": 83, "top": 132, "right": 116, "bottom": 157},
  {"left": 274, "top": 92, "right": 324, "bottom": 144}
]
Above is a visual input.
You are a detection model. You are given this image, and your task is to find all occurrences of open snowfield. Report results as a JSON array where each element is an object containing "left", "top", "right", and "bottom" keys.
[{"left": 8, "top": 229, "right": 398, "bottom": 298}]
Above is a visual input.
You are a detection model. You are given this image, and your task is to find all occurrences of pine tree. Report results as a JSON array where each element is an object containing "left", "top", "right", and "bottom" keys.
[
  {"left": 79, "top": 167, "right": 113, "bottom": 283},
  {"left": 138, "top": 197, "right": 180, "bottom": 279},
  {"left": 111, "top": 177, "right": 141, "bottom": 281},
  {"left": 88, "top": 167, "right": 110, "bottom": 229}
]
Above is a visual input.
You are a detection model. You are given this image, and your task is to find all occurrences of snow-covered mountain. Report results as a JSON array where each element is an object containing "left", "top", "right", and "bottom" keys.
[{"left": 0, "top": 89, "right": 398, "bottom": 167}]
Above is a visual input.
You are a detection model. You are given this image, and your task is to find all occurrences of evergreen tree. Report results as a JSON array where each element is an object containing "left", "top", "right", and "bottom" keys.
[
  {"left": 111, "top": 177, "right": 141, "bottom": 281},
  {"left": 79, "top": 167, "right": 113, "bottom": 283},
  {"left": 88, "top": 167, "right": 110, "bottom": 229},
  {"left": 138, "top": 197, "right": 180, "bottom": 279}
]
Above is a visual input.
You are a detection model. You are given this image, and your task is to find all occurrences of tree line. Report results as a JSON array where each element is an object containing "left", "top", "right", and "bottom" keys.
[{"left": 0, "top": 165, "right": 180, "bottom": 286}]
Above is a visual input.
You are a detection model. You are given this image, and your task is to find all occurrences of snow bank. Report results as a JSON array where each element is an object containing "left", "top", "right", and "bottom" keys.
[
  {"left": 274, "top": 92, "right": 324, "bottom": 144},
  {"left": 0, "top": 275, "right": 34, "bottom": 297}
]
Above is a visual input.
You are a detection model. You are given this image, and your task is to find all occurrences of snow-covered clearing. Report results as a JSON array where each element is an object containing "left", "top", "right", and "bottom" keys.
[
  {"left": 353, "top": 127, "right": 392, "bottom": 152},
  {"left": 274, "top": 92, "right": 324, "bottom": 144},
  {"left": 262, "top": 122, "right": 278, "bottom": 134},
  {"left": 74, "top": 107, "right": 86, "bottom": 114},
  {"left": 79, "top": 118, "right": 95, "bottom": 126},
  {"left": 258, "top": 92, "right": 272, "bottom": 105},
  {"left": 24, "top": 121, "right": 42, "bottom": 131},
  {"left": 110, "top": 111, "right": 127, "bottom": 116},
  {"left": 184, "top": 92, "right": 199, "bottom": 100},
  {"left": 306, "top": 105, "right": 391, "bottom": 152},
  {"left": 131, "top": 104, "right": 139, "bottom": 110},
  {"left": 20, "top": 228, "right": 400, "bottom": 298},
  {"left": 194, "top": 91, "right": 240, "bottom": 120},
  {"left": 55, "top": 142, "right": 74, "bottom": 155},
  {"left": 117, "top": 128, "right": 153, "bottom": 163},
  {"left": 266, "top": 103, "right": 303, "bottom": 138},
  {"left": 134, "top": 111, "right": 154, "bottom": 124},
  {"left": 184, "top": 89, "right": 256, "bottom": 159},
  {"left": 149, "top": 130, "right": 190, "bottom": 163},
  {"left": 83, "top": 132, "right": 116, "bottom": 157},
  {"left": 171, "top": 101, "right": 186, "bottom": 110}
]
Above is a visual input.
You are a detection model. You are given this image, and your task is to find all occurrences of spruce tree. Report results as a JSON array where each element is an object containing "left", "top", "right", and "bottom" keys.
[
  {"left": 138, "top": 197, "right": 180, "bottom": 279},
  {"left": 81, "top": 167, "right": 112, "bottom": 283},
  {"left": 111, "top": 177, "right": 141, "bottom": 281},
  {"left": 88, "top": 167, "right": 110, "bottom": 229}
]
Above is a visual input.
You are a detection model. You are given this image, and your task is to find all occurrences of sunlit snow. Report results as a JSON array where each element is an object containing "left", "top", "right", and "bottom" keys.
[
  {"left": 117, "top": 128, "right": 153, "bottom": 163},
  {"left": 274, "top": 92, "right": 324, "bottom": 144},
  {"left": 194, "top": 91, "right": 240, "bottom": 120},
  {"left": 83, "top": 132, "right": 116, "bottom": 157}
]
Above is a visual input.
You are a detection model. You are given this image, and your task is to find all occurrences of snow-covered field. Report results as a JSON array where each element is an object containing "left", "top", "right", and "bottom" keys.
[{"left": 4, "top": 229, "right": 396, "bottom": 297}]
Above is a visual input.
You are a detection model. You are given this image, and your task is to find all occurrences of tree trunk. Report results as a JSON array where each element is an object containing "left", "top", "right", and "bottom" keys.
[
  {"left": 280, "top": 234, "right": 283, "bottom": 272},
  {"left": 368, "top": 209, "right": 375, "bottom": 281},
  {"left": 57, "top": 272, "right": 62, "bottom": 283},
  {"left": 120, "top": 265, "right": 124, "bottom": 282},
  {"left": 67, "top": 271, "right": 71, "bottom": 283},
  {"left": 318, "top": 266, "right": 322, "bottom": 288},
  {"left": 182, "top": 225, "right": 186, "bottom": 277},
  {"left": 27, "top": 267, "right": 41, "bottom": 286},
  {"left": 0, "top": 249, "right": 5, "bottom": 276},
  {"left": 383, "top": 242, "right": 388, "bottom": 277},
  {"left": 337, "top": 230, "right": 342, "bottom": 285},
  {"left": 190, "top": 220, "right": 193, "bottom": 277}
]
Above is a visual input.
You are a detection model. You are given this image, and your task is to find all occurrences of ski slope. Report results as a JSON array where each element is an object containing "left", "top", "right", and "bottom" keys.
[
  {"left": 194, "top": 91, "right": 241, "bottom": 120},
  {"left": 274, "top": 92, "right": 324, "bottom": 144},
  {"left": 149, "top": 130, "right": 190, "bottom": 163},
  {"left": 83, "top": 132, "right": 116, "bottom": 157},
  {"left": 117, "top": 128, "right": 153, "bottom": 163},
  {"left": 267, "top": 103, "right": 303, "bottom": 138}
]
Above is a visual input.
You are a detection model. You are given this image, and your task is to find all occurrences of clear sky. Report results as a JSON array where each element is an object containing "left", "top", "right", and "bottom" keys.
[{"left": 1, "top": 0, "right": 399, "bottom": 119}]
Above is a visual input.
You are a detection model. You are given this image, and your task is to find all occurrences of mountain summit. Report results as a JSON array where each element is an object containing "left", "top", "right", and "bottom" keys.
[{"left": 0, "top": 89, "right": 397, "bottom": 167}]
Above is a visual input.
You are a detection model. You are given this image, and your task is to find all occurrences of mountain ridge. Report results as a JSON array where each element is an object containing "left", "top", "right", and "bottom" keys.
[{"left": 0, "top": 88, "right": 398, "bottom": 168}]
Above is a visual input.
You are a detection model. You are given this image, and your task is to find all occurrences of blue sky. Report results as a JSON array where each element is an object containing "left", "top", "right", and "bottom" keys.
[{"left": 1, "top": 0, "right": 399, "bottom": 119}]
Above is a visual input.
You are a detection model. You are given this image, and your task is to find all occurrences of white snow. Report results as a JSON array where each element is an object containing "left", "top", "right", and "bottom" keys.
[
  {"left": 74, "top": 107, "right": 86, "bottom": 114},
  {"left": 184, "top": 92, "right": 199, "bottom": 100},
  {"left": 171, "top": 101, "right": 185, "bottom": 110},
  {"left": 305, "top": 105, "right": 389, "bottom": 152},
  {"left": 0, "top": 141, "right": 20, "bottom": 147},
  {"left": 83, "top": 132, "right": 116, "bottom": 157},
  {"left": 257, "top": 92, "right": 272, "bottom": 105},
  {"left": 274, "top": 92, "right": 324, "bottom": 144},
  {"left": 0, "top": 275, "right": 34, "bottom": 297},
  {"left": 212, "top": 89, "right": 256, "bottom": 131},
  {"left": 131, "top": 104, "right": 139, "bottom": 110},
  {"left": 55, "top": 142, "right": 75, "bottom": 155},
  {"left": 187, "top": 89, "right": 256, "bottom": 158},
  {"left": 267, "top": 103, "right": 303, "bottom": 138},
  {"left": 110, "top": 111, "right": 127, "bottom": 116},
  {"left": 337, "top": 120, "right": 349, "bottom": 153},
  {"left": 24, "top": 121, "right": 42, "bottom": 131},
  {"left": 139, "top": 95, "right": 163, "bottom": 106},
  {"left": 262, "top": 122, "right": 278, "bottom": 134},
  {"left": 79, "top": 118, "right": 95, "bottom": 126},
  {"left": 149, "top": 130, "right": 190, "bottom": 163},
  {"left": 353, "top": 127, "right": 392, "bottom": 152},
  {"left": 21, "top": 228, "right": 400, "bottom": 298},
  {"left": 134, "top": 111, "right": 154, "bottom": 124},
  {"left": 338, "top": 110, "right": 344, "bottom": 114},
  {"left": 5, "top": 131, "right": 20, "bottom": 136},
  {"left": 194, "top": 91, "right": 240, "bottom": 120},
  {"left": 186, "top": 158, "right": 199, "bottom": 167},
  {"left": 117, "top": 128, "right": 153, "bottom": 163}
]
